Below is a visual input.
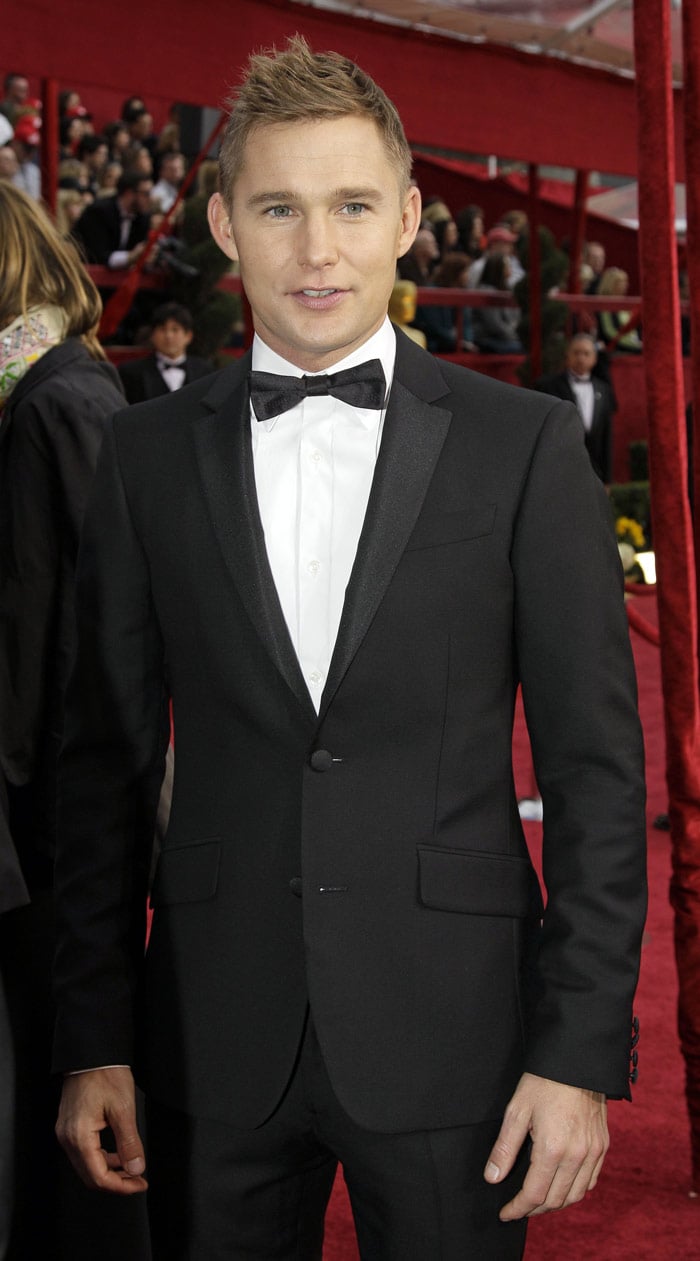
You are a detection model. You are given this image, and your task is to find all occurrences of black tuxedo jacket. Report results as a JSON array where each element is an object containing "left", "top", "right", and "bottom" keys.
[
  {"left": 534, "top": 371, "right": 616, "bottom": 483},
  {"left": 72, "top": 197, "right": 150, "bottom": 266},
  {"left": 117, "top": 353, "right": 215, "bottom": 405},
  {"left": 53, "top": 331, "right": 646, "bottom": 1133}
]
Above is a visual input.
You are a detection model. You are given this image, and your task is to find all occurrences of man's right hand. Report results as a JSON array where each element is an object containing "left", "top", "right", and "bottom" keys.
[{"left": 56, "top": 1066, "right": 148, "bottom": 1194}]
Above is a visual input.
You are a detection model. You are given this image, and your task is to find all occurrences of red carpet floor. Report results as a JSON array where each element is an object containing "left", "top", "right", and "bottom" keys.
[{"left": 322, "top": 594, "right": 700, "bottom": 1259}]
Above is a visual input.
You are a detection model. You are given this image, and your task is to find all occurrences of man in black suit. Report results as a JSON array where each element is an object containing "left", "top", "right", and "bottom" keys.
[
  {"left": 71, "top": 171, "right": 153, "bottom": 269},
  {"left": 534, "top": 333, "right": 617, "bottom": 482},
  {"left": 118, "top": 302, "right": 214, "bottom": 404},
  {"left": 54, "top": 38, "right": 646, "bottom": 1260}
]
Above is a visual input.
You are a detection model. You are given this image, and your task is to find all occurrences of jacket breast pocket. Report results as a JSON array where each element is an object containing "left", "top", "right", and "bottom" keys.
[
  {"left": 150, "top": 838, "right": 221, "bottom": 907},
  {"left": 404, "top": 504, "right": 496, "bottom": 552},
  {"left": 417, "top": 844, "right": 535, "bottom": 917}
]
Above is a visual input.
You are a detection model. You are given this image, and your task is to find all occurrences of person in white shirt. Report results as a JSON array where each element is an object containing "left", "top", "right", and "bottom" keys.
[
  {"left": 534, "top": 332, "right": 617, "bottom": 482},
  {"left": 54, "top": 36, "right": 645, "bottom": 1261},
  {"left": 151, "top": 151, "right": 186, "bottom": 214}
]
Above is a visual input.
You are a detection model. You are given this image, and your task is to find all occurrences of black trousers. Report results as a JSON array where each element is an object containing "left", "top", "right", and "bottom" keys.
[{"left": 146, "top": 1018, "right": 528, "bottom": 1261}]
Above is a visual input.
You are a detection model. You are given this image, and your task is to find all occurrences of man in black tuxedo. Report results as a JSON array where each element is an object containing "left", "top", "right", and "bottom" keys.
[
  {"left": 534, "top": 333, "right": 617, "bottom": 482},
  {"left": 71, "top": 171, "right": 153, "bottom": 269},
  {"left": 54, "top": 38, "right": 646, "bottom": 1260},
  {"left": 117, "top": 302, "right": 214, "bottom": 404}
]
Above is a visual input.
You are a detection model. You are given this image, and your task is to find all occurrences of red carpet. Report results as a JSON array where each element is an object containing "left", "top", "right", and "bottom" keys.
[{"left": 322, "top": 594, "right": 700, "bottom": 1259}]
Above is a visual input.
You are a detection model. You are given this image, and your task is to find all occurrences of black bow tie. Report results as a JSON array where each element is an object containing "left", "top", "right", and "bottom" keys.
[
  {"left": 158, "top": 357, "right": 186, "bottom": 371},
  {"left": 249, "top": 359, "right": 386, "bottom": 422}
]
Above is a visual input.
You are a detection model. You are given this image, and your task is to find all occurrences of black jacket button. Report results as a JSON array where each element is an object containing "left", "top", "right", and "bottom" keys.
[{"left": 310, "top": 749, "right": 333, "bottom": 772}]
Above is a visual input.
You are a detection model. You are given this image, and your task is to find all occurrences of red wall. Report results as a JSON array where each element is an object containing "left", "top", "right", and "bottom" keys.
[{"left": 1, "top": 0, "right": 685, "bottom": 179}]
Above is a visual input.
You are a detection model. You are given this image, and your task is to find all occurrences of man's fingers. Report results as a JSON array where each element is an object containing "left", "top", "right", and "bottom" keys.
[
  {"left": 109, "top": 1097, "right": 147, "bottom": 1177},
  {"left": 56, "top": 1067, "right": 147, "bottom": 1195},
  {"left": 484, "top": 1107, "right": 530, "bottom": 1184}
]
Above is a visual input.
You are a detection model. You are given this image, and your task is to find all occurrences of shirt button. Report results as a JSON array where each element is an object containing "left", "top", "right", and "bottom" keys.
[
  {"left": 309, "top": 670, "right": 323, "bottom": 685},
  {"left": 307, "top": 559, "right": 320, "bottom": 575},
  {"left": 310, "top": 450, "right": 322, "bottom": 463}
]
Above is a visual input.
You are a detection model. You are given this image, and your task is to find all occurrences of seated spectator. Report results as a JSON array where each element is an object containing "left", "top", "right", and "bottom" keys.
[
  {"left": 431, "top": 252, "right": 477, "bottom": 350},
  {"left": 97, "top": 159, "right": 123, "bottom": 196},
  {"left": 103, "top": 120, "right": 131, "bottom": 162},
  {"left": 76, "top": 134, "right": 109, "bottom": 197},
  {"left": 121, "top": 95, "right": 147, "bottom": 121},
  {"left": 55, "top": 187, "right": 87, "bottom": 236},
  {"left": 472, "top": 254, "right": 523, "bottom": 354},
  {"left": 397, "top": 225, "right": 438, "bottom": 286},
  {"left": 151, "top": 151, "right": 186, "bottom": 213},
  {"left": 597, "top": 267, "right": 642, "bottom": 352},
  {"left": 10, "top": 113, "right": 41, "bottom": 200},
  {"left": 58, "top": 157, "right": 91, "bottom": 194},
  {"left": 59, "top": 114, "right": 86, "bottom": 161},
  {"left": 58, "top": 88, "right": 83, "bottom": 118},
  {"left": 0, "top": 143, "right": 20, "bottom": 183},
  {"left": 455, "top": 204, "right": 485, "bottom": 257},
  {"left": 398, "top": 227, "right": 455, "bottom": 352},
  {"left": 123, "top": 144, "right": 154, "bottom": 179},
  {"left": 533, "top": 332, "right": 616, "bottom": 482},
  {"left": 157, "top": 103, "right": 181, "bottom": 155},
  {"left": 124, "top": 107, "right": 158, "bottom": 162},
  {"left": 0, "top": 73, "right": 30, "bottom": 126},
  {"left": 117, "top": 302, "right": 214, "bottom": 402},
  {"left": 433, "top": 215, "right": 460, "bottom": 264},
  {"left": 421, "top": 197, "right": 451, "bottom": 228},
  {"left": 467, "top": 224, "right": 524, "bottom": 290},
  {"left": 583, "top": 241, "right": 606, "bottom": 294},
  {"left": 71, "top": 170, "right": 152, "bottom": 268}
]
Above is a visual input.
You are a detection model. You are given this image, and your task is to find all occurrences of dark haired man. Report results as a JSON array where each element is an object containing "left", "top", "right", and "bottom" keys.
[
  {"left": 118, "top": 303, "right": 213, "bottom": 403},
  {"left": 71, "top": 171, "right": 152, "bottom": 268},
  {"left": 55, "top": 36, "right": 646, "bottom": 1261}
]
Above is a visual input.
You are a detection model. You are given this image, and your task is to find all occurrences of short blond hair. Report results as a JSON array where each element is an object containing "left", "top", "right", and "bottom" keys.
[
  {"left": 0, "top": 182, "right": 105, "bottom": 360},
  {"left": 219, "top": 34, "right": 412, "bottom": 209}
]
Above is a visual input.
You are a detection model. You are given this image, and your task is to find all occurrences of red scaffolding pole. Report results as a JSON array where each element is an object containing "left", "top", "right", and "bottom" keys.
[{"left": 634, "top": 0, "right": 700, "bottom": 1195}]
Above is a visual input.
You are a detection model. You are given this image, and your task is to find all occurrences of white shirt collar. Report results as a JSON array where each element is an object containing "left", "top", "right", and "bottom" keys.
[{"left": 251, "top": 317, "right": 396, "bottom": 432}]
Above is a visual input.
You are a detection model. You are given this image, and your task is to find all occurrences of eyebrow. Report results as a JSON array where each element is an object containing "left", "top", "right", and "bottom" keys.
[{"left": 245, "top": 186, "right": 386, "bottom": 209}]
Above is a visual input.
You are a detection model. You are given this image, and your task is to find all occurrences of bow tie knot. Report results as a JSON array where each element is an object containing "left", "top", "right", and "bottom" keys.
[
  {"left": 249, "top": 359, "right": 386, "bottom": 422},
  {"left": 158, "top": 356, "right": 186, "bottom": 371}
]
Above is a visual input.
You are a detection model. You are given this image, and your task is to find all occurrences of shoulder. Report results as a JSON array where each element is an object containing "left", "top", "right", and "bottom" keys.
[{"left": 9, "top": 342, "right": 124, "bottom": 418}]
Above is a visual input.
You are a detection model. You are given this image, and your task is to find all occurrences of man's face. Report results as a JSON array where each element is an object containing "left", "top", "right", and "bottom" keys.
[
  {"left": 587, "top": 244, "right": 605, "bottom": 275},
  {"left": 208, "top": 115, "right": 421, "bottom": 372},
  {"left": 413, "top": 229, "right": 439, "bottom": 266},
  {"left": 151, "top": 319, "right": 193, "bottom": 359},
  {"left": 8, "top": 77, "right": 29, "bottom": 105},
  {"left": 128, "top": 179, "right": 153, "bottom": 214},
  {"left": 0, "top": 147, "right": 19, "bottom": 178},
  {"left": 566, "top": 338, "right": 597, "bottom": 377},
  {"left": 163, "top": 155, "right": 185, "bottom": 185}
]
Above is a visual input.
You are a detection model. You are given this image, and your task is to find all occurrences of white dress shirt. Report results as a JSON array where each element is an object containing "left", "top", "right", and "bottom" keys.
[
  {"left": 251, "top": 318, "right": 396, "bottom": 712},
  {"left": 157, "top": 355, "right": 186, "bottom": 391},
  {"left": 568, "top": 373, "right": 595, "bottom": 432}
]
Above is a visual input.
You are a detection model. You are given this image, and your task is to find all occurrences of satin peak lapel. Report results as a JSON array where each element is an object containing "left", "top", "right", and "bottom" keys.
[
  {"left": 320, "top": 343, "right": 452, "bottom": 719},
  {"left": 192, "top": 361, "right": 316, "bottom": 722}
]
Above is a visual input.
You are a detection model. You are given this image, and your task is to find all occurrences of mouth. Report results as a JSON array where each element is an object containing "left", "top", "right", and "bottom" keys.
[{"left": 292, "top": 288, "right": 348, "bottom": 311}]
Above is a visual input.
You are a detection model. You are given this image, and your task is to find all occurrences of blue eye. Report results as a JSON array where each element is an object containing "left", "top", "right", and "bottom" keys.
[
  {"left": 267, "top": 205, "right": 292, "bottom": 218},
  {"left": 342, "top": 203, "right": 365, "bottom": 216}
]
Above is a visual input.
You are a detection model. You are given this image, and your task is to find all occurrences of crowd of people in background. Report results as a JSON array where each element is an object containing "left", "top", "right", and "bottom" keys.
[{"left": 1, "top": 68, "right": 653, "bottom": 368}]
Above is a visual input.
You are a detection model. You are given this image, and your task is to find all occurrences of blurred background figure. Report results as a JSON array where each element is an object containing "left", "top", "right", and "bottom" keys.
[
  {"left": 118, "top": 301, "right": 214, "bottom": 403},
  {"left": 534, "top": 332, "right": 617, "bottom": 482},
  {"left": 0, "top": 182, "right": 151, "bottom": 1261}
]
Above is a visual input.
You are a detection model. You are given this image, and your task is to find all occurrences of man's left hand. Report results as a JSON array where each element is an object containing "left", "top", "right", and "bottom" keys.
[{"left": 484, "top": 1072, "right": 609, "bottom": 1219}]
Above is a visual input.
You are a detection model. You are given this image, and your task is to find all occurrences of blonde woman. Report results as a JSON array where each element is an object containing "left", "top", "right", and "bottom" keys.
[
  {"left": 0, "top": 182, "right": 149, "bottom": 1258},
  {"left": 597, "top": 266, "right": 642, "bottom": 352}
]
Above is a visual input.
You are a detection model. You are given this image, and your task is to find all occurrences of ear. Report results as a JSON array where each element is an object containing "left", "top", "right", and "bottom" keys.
[
  {"left": 396, "top": 185, "right": 422, "bottom": 260},
  {"left": 208, "top": 192, "right": 239, "bottom": 263}
]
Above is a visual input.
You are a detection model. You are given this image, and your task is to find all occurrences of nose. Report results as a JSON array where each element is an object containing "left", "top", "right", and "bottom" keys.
[{"left": 297, "top": 211, "right": 339, "bottom": 270}]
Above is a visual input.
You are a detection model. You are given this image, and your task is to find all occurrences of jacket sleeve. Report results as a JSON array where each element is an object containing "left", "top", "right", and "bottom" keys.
[
  {"left": 0, "top": 378, "right": 107, "bottom": 787},
  {"left": 53, "top": 416, "right": 169, "bottom": 1072},
  {"left": 512, "top": 402, "right": 647, "bottom": 1098}
]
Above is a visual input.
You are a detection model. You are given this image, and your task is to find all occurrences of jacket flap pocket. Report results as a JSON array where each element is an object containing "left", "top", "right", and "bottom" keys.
[
  {"left": 150, "top": 839, "right": 221, "bottom": 907},
  {"left": 405, "top": 504, "right": 496, "bottom": 552},
  {"left": 418, "top": 845, "right": 533, "bottom": 917}
]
